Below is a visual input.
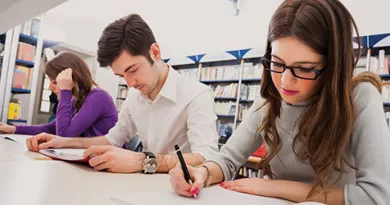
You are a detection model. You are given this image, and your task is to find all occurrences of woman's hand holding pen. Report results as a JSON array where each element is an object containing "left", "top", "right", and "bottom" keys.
[{"left": 169, "top": 163, "right": 208, "bottom": 198}]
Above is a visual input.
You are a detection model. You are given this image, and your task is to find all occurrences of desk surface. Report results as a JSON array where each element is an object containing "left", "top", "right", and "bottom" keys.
[{"left": 0, "top": 134, "right": 292, "bottom": 205}]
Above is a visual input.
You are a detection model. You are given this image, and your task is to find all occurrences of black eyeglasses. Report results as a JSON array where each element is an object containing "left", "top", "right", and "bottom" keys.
[{"left": 260, "top": 58, "right": 326, "bottom": 80}]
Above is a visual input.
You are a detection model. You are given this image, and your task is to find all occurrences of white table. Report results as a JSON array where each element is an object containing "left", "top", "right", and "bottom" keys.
[{"left": 0, "top": 134, "right": 294, "bottom": 205}]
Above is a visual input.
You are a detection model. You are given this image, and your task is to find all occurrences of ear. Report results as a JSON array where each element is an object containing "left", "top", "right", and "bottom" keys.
[{"left": 149, "top": 43, "right": 161, "bottom": 61}]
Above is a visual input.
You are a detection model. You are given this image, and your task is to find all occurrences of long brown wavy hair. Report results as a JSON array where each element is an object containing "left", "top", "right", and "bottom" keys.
[
  {"left": 45, "top": 51, "right": 98, "bottom": 112},
  {"left": 256, "top": 0, "right": 381, "bottom": 200}
]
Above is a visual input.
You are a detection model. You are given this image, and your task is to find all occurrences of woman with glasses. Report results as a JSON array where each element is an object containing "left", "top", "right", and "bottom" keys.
[{"left": 168, "top": 0, "right": 390, "bottom": 204}]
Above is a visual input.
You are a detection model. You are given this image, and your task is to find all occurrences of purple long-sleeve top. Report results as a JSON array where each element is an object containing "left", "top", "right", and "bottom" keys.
[{"left": 15, "top": 88, "right": 118, "bottom": 137}]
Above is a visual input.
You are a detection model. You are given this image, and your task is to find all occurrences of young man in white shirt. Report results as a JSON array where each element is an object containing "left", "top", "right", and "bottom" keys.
[{"left": 26, "top": 14, "right": 219, "bottom": 174}]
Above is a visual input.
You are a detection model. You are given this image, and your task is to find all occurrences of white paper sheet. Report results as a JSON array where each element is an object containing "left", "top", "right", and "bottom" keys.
[{"left": 111, "top": 186, "right": 290, "bottom": 205}]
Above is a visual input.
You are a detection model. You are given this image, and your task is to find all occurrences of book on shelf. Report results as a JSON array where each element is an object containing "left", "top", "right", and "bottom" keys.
[
  {"left": 242, "top": 63, "right": 263, "bottom": 79},
  {"left": 216, "top": 120, "right": 234, "bottom": 138},
  {"left": 176, "top": 68, "right": 198, "bottom": 81},
  {"left": 215, "top": 101, "right": 236, "bottom": 116},
  {"left": 116, "top": 99, "right": 124, "bottom": 112},
  {"left": 117, "top": 86, "right": 128, "bottom": 99},
  {"left": 238, "top": 104, "right": 250, "bottom": 121},
  {"left": 385, "top": 112, "right": 390, "bottom": 130},
  {"left": 354, "top": 49, "right": 390, "bottom": 76},
  {"left": 240, "top": 84, "right": 261, "bottom": 101},
  {"left": 12, "top": 65, "right": 31, "bottom": 89},
  {"left": 211, "top": 83, "right": 238, "bottom": 98},
  {"left": 200, "top": 65, "right": 240, "bottom": 81},
  {"left": 17, "top": 42, "right": 35, "bottom": 62}
]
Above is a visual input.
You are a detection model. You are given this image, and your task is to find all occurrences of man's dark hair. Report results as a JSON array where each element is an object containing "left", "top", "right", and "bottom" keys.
[{"left": 97, "top": 14, "right": 156, "bottom": 67}]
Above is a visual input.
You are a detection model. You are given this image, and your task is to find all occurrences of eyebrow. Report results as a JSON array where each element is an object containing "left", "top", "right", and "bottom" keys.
[
  {"left": 124, "top": 64, "right": 137, "bottom": 72},
  {"left": 113, "top": 64, "right": 137, "bottom": 76},
  {"left": 271, "top": 54, "right": 321, "bottom": 65}
]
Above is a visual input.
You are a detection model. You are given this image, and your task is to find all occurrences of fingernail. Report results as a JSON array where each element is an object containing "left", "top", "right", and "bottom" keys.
[{"left": 191, "top": 187, "right": 199, "bottom": 196}]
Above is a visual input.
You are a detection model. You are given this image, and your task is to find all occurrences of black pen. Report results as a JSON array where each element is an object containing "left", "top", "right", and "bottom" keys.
[
  {"left": 174, "top": 144, "right": 197, "bottom": 198},
  {"left": 1, "top": 136, "right": 17, "bottom": 142}
]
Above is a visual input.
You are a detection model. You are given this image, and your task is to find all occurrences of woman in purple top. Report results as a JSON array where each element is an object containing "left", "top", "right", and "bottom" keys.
[{"left": 0, "top": 52, "right": 118, "bottom": 137}]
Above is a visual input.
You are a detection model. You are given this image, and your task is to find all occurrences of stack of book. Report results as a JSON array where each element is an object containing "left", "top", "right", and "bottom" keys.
[
  {"left": 212, "top": 83, "right": 238, "bottom": 98},
  {"left": 354, "top": 49, "right": 390, "bottom": 76},
  {"left": 242, "top": 63, "right": 263, "bottom": 79},
  {"left": 215, "top": 101, "right": 236, "bottom": 116},
  {"left": 17, "top": 42, "right": 36, "bottom": 62},
  {"left": 12, "top": 66, "right": 31, "bottom": 89},
  {"left": 200, "top": 65, "right": 240, "bottom": 81},
  {"left": 240, "top": 84, "right": 261, "bottom": 101},
  {"left": 177, "top": 68, "right": 198, "bottom": 81}
]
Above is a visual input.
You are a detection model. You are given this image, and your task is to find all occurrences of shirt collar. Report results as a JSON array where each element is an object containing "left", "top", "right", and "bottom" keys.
[{"left": 158, "top": 66, "right": 177, "bottom": 103}]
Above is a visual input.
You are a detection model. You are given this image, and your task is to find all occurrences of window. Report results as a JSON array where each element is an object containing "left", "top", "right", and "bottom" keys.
[{"left": 39, "top": 75, "right": 52, "bottom": 113}]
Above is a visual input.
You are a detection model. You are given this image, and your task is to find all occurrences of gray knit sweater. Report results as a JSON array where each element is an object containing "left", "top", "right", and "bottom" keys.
[{"left": 209, "top": 82, "right": 390, "bottom": 205}]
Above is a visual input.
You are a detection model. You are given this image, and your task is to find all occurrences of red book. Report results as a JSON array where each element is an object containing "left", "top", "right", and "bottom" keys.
[
  {"left": 38, "top": 149, "right": 91, "bottom": 163},
  {"left": 252, "top": 144, "right": 266, "bottom": 158}
]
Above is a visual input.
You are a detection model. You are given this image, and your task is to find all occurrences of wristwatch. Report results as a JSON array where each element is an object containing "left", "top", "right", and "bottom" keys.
[{"left": 142, "top": 152, "right": 157, "bottom": 174}]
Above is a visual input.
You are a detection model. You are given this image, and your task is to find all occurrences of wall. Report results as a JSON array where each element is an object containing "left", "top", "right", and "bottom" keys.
[
  {"left": 41, "top": 0, "right": 390, "bottom": 57},
  {"left": 0, "top": 0, "right": 68, "bottom": 34},
  {"left": 40, "top": 0, "right": 390, "bottom": 97}
]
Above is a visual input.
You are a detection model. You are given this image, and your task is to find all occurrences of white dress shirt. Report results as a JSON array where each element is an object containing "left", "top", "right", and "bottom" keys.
[{"left": 105, "top": 66, "right": 219, "bottom": 159}]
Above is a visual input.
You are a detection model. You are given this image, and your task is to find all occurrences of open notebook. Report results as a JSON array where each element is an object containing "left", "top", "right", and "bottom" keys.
[{"left": 39, "top": 149, "right": 90, "bottom": 163}]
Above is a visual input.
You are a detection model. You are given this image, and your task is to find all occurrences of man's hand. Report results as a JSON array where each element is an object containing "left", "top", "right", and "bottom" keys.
[
  {"left": 84, "top": 145, "right": 146, "bottom": 173},
  {"left": 26, "top": 133, "right": 69, "bottom": 152}
]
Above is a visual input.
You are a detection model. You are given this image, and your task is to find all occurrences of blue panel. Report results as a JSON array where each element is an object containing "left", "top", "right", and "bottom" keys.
[
  {"left": 384, "top": 102, "right": 390, "bottom": 107},
  {"left": 19, "top": 33, "right": 59, "bottom": 48},
  {"left": 15, "top": 59, "right": 34, "bottom": 67},
  {"left": 43, "top": 40, "right": 59, "bottom": 48},
  {"left": 380, "top": 74, "right": 390, "bottom": 80},
  {"left": 0, "top": 33, "right": 6, "bottom": 43},
  {"left": 214, "top": 97, "right": 237, "bottom": 101},
  {"left": 369, "top": 33, "right": 390, "bottom": 48},
  {"left": 226, "top": 50, "right": 240, "bottom": 59},
  {"left": 241, "top": 78, "right": 261, "bottom": 82},
  {"left": 239, "top": 49, "right": 251, "bottom": 58},
  {"left": 11, "top": 88, "right": 31, "bottom": 94},
  {"left": 7, "top": 119, "right": 28, "bottom": 123},
  {"left": 197, "top": 54, "right": 205, "bottom": 62},
  {"left": 354, "top": 36, "right": 368, "bottom": 48},
  {"left": 217, "top": 114, "right": 235, "bottom": 118},
  {"left": 19, "top": 34, "right": 38, "bottom": 45},
  {"left": 200, "top": 79, "right": 239, "bottom": 84},
  {"left": 163, "top": 58, "right": 170, "bottom": 63},
  {"left": 187, "top": 55, "right": 197, "bottom": 63}
]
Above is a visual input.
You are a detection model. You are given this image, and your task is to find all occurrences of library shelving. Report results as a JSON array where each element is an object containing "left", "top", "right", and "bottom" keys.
[
  {"left": 0, "top": 16, "right": 59, "bottom": 125},
  {"left": 166, "top": 48, "right": 264, "bottom": 145},
  {"left": 354, "top": 33, "right": 390, "bottom": 117}
]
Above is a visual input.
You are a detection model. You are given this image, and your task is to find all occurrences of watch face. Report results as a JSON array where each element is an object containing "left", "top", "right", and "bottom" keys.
[{"left": 143, "top": 158, "right": 157, "bottom": 173}]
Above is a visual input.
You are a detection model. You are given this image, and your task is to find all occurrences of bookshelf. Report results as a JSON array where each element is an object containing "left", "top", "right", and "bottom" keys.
[
  {"left": 166, "top": 49, "right": 264, "bottom": 146},
  {"left": 0, "top": 16, "right": 58, "bottom": 125},
  {"left": 353, "top": 33, "right": 390, "bottom": 124}
]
